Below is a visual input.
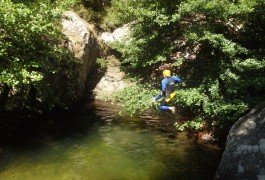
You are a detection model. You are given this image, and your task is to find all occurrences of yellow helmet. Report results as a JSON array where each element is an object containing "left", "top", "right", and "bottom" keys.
[{"left": 163, "top": 70, "right": 171, "bottom": 77}]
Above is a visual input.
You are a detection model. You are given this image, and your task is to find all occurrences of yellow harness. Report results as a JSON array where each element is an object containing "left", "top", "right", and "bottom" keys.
[{"left": 165, "top": 92, "right": 176, "bottom": 102}]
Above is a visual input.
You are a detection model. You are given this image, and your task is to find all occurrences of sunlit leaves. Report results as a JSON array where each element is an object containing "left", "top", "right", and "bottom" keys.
[
  {"left": 198, "top": 31, "right": 248, "bottom": 56},
  {"left": 234, "top": 58, "right": 265, "bottom": 71},
  {"left": 0, "top": 0, "right": 77, "bottom": 112},
  {"left": 113, "top": 83, "right": 160, "bottom": 115},
  {"left": 108, "top": 0, "right": 265, "bottom": 130},
  {"left": 21, "top": 69, "right": 43, "bottom": 84},
  {"left": 178, "top": 0, "right": 255, "bottom": 19}
]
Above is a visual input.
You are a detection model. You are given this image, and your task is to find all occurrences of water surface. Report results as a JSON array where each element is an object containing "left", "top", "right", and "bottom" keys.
[{"left": 0, "top": 100, "right": 222, "bottom": 180}]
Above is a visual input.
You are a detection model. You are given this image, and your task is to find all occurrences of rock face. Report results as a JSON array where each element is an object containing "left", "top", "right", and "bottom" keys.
[
  {"left": 101, "top": 24, "right": 130, "bottom": 43},
  {"left": 61, "top": 11, "right": 131, "bottom": 101},
  {"left": 88, "top": 25, "right": 132, "bottom": 100},
  {"left": 215, "top": 102, "right": 265, "bottom": 180},
  {"left": 92, "top": 55, "right": 130, "bottom": 99},
  {"left": 62, "top": 11, "right": 102, "bottom": 98}
]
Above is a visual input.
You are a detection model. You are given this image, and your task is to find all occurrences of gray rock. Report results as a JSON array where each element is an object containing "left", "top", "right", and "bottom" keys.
[
  {"left": 101, "top": 24, "right": 130, "bottom": 43},
  {"left": 215, "top": 102, "right": 265, "bottom": 180},
  {"left": 62, "top": 11, "right": 102, "bottom": 98}
]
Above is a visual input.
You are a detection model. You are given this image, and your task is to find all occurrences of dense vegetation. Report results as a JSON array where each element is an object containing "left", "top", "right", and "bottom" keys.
[
  {"left": 107, "top": 0, "right": 265, "bottom": 130},
  {"left": 0, "top": 0, "right": 80, "bottom": 117},
  {"left": 0, "top": 0, "right": 264, "bottom": 131}
]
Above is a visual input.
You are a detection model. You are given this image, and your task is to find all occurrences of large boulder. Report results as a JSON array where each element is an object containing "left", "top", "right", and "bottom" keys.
[
  {"left": 101, "top": 24, "right": 130, "bottom": 43},
  {"left": 62, "top": 11, "right": 102, "bottom": 98},
  {"left": 215, "top": 102, "right": 265, "bottom": 179}
]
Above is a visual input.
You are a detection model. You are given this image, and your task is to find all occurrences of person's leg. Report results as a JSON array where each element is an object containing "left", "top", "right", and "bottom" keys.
[
  {"left": 159, "top": 105, "right": 170, "bottom": 110},
  {"left": 159, "top": 98, "right": 175, "bottom": 113},
  {"left": 159, "top": 98, "right": 169, "bottom": 110}
]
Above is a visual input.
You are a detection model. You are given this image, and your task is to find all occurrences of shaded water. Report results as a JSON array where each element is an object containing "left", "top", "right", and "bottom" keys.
[{"left": 0, "top": 100, "right": 222, "bottom": 180}]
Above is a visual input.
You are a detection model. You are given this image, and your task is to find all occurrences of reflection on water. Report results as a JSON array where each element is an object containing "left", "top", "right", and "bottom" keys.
[{"left": 0, "top": 100, "right": 222, "bottom": 180}]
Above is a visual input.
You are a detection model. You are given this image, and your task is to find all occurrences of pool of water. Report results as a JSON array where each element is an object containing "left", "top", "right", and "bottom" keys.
[{"left": 0, "top": 100, "right": 222, "bottom": 180}]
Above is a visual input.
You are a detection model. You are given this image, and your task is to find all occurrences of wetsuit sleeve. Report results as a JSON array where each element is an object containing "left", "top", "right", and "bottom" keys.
[
  {"left": 161, "top": 78, "right": 167, "bottom": 92},
  {"left": 161, "top": 78, "right": 167, "bottom": 96},
  {"left": 154, "top": 93, "right": 162, "bottom": 101},
  {"left": 172, "top": 76, "right": 181, "bottom": 84}
]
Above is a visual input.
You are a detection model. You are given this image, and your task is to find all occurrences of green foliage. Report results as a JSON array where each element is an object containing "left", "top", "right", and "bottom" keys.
[
  {"left": 107, "top": 0, "right": 265, "bottom": 130},
  {"left": 81, "top": 0, "right": 111, "bottom": 11},
  {"left": 96, "top": 58, "right": 107, "bottom": 68},
  {"left": 1, "top": 0, "right": 263, "bottom": 132},
  {"left": 0, "top": 0, "right": 79, "bottom": 112},
  {"left": 106, "top": 0, "right": 181, "bottom": 70},
  {"left": 193, "top": 31, "right": 248, "bottom": 56},
  {"left": 103, "top": 0, "right": 143, "bottom": 26},
  {"left": 175, "top": 116, "right": 204, "bottom": 131},
  {"left": 73, "top": 0, "right": 110, "bottom": 26},
  {"left": 113, "top": 83, "right": 159, "bottom": 115}
]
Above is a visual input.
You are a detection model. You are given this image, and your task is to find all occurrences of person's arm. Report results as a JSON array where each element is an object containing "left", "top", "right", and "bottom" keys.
[
  {"left": 153, "top": 79, "right": 167, "bottom": 101},
  {"left": 161, "top": 78, "right": 167, "bottom": 96},
  {"left": 172, "top": 76, "right": 181, "bottom": 85},
  {"left": 154, "top": 93, "right": 163, "bottom": 101}
]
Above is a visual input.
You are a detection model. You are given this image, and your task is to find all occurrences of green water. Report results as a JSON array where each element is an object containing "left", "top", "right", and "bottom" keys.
[{"left": 0, "top": 101, "right": 222, "bottom": 180}]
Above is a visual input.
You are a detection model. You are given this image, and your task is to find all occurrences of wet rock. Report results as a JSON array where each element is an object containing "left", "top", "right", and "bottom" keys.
[{"left": 215, "top": 102, "right": 265, "bottom": 179}]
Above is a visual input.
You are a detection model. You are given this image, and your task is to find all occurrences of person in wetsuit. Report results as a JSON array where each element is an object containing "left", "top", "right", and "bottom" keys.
[{"left": 154, "top": 70, "right": 181, "bottom": 114}]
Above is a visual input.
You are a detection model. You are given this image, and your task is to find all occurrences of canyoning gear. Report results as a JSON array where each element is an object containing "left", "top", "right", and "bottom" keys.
[
  {"left": 163, "top": 70, "right": 171, "bottom": 77},
  {"left": 166, "top": 92, "right": 176, "bottom": 103},
  {"left": 154, "top": 74, "right": 181, "bottom": 113},
  {"left": 162, "top": 77, "right": 175, "bottom": 98},
  {"left": 159, "top": 105, "right": 169, "bottom": 110},
  {"left": 159, "top": 76, "right": 181, "bottom": 101},
  {"left": 154, "top": 93, "right": 163, "bottom": 101},
  {"left": 161, "top": 76, "right": 181, "bottom": 92}
]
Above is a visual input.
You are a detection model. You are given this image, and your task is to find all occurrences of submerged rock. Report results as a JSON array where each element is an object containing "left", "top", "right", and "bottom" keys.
[{"left": 215, "top": 102, "right": 265, "bottom": 179}]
